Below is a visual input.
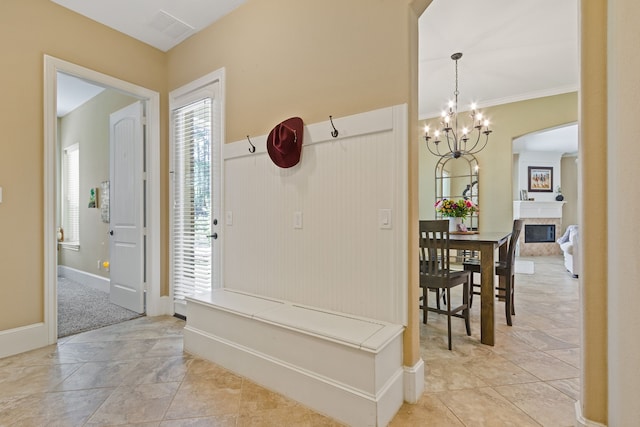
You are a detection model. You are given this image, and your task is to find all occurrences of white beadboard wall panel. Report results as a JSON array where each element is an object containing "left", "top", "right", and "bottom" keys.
[{"left": 223, "top": 105, "right": 407, "bottom": 324}]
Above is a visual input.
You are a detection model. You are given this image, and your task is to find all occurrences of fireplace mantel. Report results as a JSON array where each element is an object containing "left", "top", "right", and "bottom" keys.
[{"left": 513, "top": 201, "right": 566, "bottom": 219}]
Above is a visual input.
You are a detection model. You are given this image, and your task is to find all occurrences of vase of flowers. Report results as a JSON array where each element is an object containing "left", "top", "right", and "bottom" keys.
[{"left": 435, "top": 198, "right": 478, "bottom": 232}]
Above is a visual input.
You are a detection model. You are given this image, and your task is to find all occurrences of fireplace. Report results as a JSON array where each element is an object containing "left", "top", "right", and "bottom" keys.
[
  {"left": 524, "top": 224, "right": 556, "bottom": 243},
  {"left": 513, "top": 201, "right": 564, "bottom": 256}
]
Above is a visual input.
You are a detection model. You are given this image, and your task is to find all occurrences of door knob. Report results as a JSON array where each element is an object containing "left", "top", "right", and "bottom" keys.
[
  {"left": 109, "top": 230, "right": 114, "bottom": 236},
  {"left": 208, "top": 233, "right": 218, "bottom": 239}
]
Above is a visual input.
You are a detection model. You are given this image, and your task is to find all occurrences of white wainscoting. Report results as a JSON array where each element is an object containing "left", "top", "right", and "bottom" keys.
[{"left": 222, "top": 105, "right": 408, "bottom": 325}]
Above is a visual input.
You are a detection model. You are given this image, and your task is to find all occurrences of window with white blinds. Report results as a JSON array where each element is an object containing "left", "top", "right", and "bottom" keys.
[
  {"left": 172, "top": 98, "right": 213, "bottom": 302},
  {"left": 62, "top": 144, "right": 80, "bottom": 244}
]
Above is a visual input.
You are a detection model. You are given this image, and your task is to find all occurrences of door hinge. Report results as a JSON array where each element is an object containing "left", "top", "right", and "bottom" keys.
[{"left": 141, "top": 116, "right": 147, "bottom": 125}]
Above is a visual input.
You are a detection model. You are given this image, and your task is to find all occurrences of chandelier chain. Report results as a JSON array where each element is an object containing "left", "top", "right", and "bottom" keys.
[{"left": 452, "top": 51, "right": 462, "bottom": 100}]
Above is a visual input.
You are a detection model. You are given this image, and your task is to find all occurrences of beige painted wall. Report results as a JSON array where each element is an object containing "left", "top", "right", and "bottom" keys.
[
  {"left": 580, "top": 0, "right": 608, "bottom": 423},
  {"left": 58, "top": 89, "right": 138, "bottom": 278},
  {"left": 0, "top": 1, "right": 166, "bottom": 330},
  {"left": 420, "top": 92, "right": 578, "bottom": 232},
  {"left": 167, "top": 0, "right": 413, "bottom": 143}
]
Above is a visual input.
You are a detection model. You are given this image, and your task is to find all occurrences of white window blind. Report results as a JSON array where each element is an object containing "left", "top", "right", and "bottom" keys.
[
  {"left": 172, "top": 98, "right": 212, "bottom": 301},
  {"left": 63, "top": 144, "right": 80, "bottom": 243}
]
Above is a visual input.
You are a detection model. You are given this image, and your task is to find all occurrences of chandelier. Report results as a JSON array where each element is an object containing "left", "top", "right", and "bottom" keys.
[{"left": 424, "top": 52, "right": 492, "bottom": 159}]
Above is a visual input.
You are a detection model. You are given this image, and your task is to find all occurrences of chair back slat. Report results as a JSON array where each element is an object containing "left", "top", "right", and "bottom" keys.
[
  {"left": 506, "top": 219, "right": 524, "bottom": 272},
  {"left": 419, "top": 220, "right": 451, "bottom": 278}
]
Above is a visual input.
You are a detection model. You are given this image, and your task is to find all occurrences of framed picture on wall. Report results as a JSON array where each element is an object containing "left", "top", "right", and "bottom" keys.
[
  {"left": 528, "top": 166, "right": 553, "bottom": 192},
  {"left": 88, "top": 187, "right": 98, "bottom": 208}
]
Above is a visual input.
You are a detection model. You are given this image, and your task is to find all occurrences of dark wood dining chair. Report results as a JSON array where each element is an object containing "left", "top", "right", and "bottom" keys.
[
  {"left": 419, "top": 220, "right": 471, "bottom": 350},
  {"left": 462, "top": 219, "right": 524, "bottom": 326}
]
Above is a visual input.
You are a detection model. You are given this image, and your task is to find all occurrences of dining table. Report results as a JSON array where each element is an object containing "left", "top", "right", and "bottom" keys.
[{"left": 448, "top": 231, "right": 512, "bottom": 346}]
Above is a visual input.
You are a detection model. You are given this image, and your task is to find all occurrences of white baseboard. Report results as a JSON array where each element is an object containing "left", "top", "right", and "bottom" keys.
[
  {"left": 0, "top": 322, "right": 49, "bottom": 359},
  {"left": 403, "top": 358, "right": 425, "bottom": 403},
  {"left": 148, "top": 295, "right": 172, "bottom": 317},
  {"left": 57, "top": 265, "right": 110, "bottom": 293},
  {"left": 575, "top": 401, "right": 607, "bottom": 427}
]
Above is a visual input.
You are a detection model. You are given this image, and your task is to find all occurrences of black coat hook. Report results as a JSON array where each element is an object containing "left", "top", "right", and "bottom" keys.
[
  {"left": 329, "top": 115, "right": 339, "bottom": 138},
  {"left": 247, "top": 135, "right": 256, "bottom": 153}
]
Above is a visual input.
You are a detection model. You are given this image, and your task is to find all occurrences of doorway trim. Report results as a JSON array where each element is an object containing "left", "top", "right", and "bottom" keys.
[
  {"left": 168, "top": 68, "right": 225, "bottom": 316},
  {"left": 44, "top": 55, "right": 163, "bottom": 344}
]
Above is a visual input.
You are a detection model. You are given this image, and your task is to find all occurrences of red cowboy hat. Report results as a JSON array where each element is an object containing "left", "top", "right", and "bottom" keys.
[{"left": 266, "top": 117, "right": 304, "bottom": 168}]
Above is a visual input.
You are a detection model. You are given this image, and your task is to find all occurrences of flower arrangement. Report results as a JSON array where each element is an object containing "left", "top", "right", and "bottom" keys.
[{"left": 435, "top": 198, "right": 478, "bottom": 218}]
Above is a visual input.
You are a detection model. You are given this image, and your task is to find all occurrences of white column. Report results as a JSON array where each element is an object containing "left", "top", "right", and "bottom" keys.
[{"left": 607, "top": 0, "right": 640, "bottom": 425}]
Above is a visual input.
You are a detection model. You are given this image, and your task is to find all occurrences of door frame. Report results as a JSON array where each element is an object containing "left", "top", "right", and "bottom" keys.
[
  {"left": 168, "top": 68, "right": 225, "bottom": 315},
  {"left": 44, "top": 55, "right": 163, "bottom": 343}
]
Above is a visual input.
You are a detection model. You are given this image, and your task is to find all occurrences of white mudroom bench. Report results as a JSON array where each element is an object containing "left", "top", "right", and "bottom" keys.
[{"left": 184, "top": 288, "right": 405, "bottom": 426}]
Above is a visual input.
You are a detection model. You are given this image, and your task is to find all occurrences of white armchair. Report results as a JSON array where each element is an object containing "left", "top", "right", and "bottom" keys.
[{"left": 557, "top": 225, "right": 579, "bottom": 277}]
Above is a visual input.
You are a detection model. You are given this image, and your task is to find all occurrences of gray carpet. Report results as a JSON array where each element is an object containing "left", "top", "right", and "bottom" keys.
[{"left": 57, "top": 276, "right": 143, "bottom": 338}]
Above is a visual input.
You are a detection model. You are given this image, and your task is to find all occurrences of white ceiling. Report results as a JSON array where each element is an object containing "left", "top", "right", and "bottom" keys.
[
  {"left": 513, "top": 123, "right": 578, "bottom": 155},
  {"left": 51, "top": 0, "right": 246, "bottom": 52},
  {"left": 53, "top": 0, "right": 579, "bottom": 153},
  {"left": 420, "top": 0, "right": 579, "bottom": 154},
  {"left": 57, "top": 72, "right": 105, "bottom": 117},
  {"left": 419, "top": 0, "right": 578, "bottom": 119}
]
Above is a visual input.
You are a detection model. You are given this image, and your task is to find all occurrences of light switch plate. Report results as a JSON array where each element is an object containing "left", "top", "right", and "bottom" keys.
[
  {"left": 0, "top": 186, "right": 3, "bottom": 203},
  {"left": 379, "top": 209, "right": 392, "bottom": 229}
]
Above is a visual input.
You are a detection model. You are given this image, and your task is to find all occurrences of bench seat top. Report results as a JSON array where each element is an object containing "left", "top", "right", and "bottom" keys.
[{"left": 188, "top": 288, "right": 403, "bottom": 352}]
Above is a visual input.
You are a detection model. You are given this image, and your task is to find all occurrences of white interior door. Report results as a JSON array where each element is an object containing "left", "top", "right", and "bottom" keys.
[{"left": 109, "top": 101, "right": 145, "bottom": 313}]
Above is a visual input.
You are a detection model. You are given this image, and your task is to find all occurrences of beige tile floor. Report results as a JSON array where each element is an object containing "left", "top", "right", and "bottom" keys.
[{"left": 0, "top": 256, "right": 579, "bottom": 426}]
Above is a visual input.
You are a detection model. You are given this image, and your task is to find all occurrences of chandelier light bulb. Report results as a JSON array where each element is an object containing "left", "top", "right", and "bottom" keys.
[{"left": 470, "top": 102, "right": 477, "bottom": 110}]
